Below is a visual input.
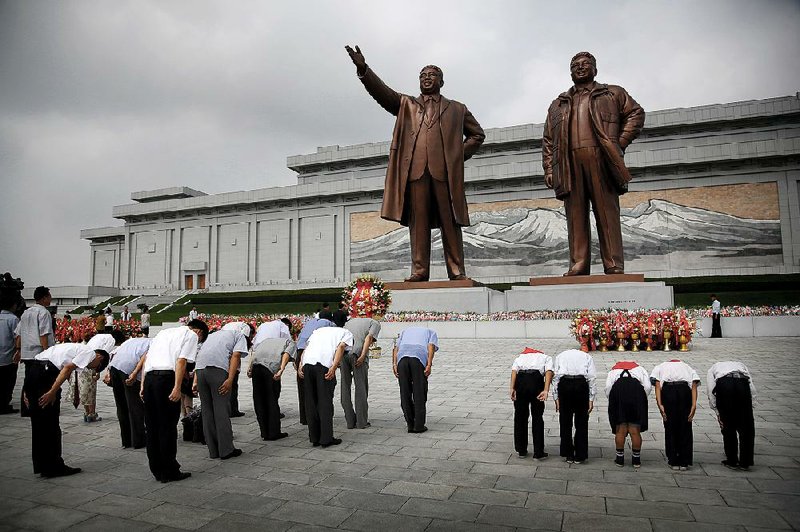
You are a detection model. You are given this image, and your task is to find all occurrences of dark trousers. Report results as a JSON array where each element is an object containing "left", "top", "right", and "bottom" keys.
[
  {"left": 252, "top": 365, "right": 282, "bottom": 439},
  {"left": 711, "top": 313, "right": 722, "bottom": 338},
  {"left": 514, "top": 371, "right": 546, "bottom": 456},
  {"left": 0, "top": 363, "right": 17, "bottom": 412},
  {"left": 20, "top": 360, "right": 35, "bottom": 417},
  {"left": 229, "top": 370, "right": 241, "bottom": 414},
  {"left": 565, "top": 147, "right": 624, "bottom": 273},
  {"left": 408, "top": 172, "right": 465, "bottom": 279},
  {"left": 340, "top": 352, "right": 369, "bottom": 429},
  {"left": 715, "top": 376, "right": 755, "bottom": 467},
  {"left": 109, "top": 367, "right": 146, "bottom": 448},
  {"left": 296, "top": 350, "right": 307, "bottom": 424},
  {"left": 197, "top": 367, "right": 235, "bottom": 458},
  {"left": 303, "top": 363, "right": 336, "bottom": 445},
  {"left": 557, "top": 377, "right": 590, "bottom": 461},
  {"left": 25, "top": 362, "right": 65, "bottom": 475},
  {"left": 397, "top": 356, "right": 428, "bottom": 431},
  {"left": 143, "top": 371, "right": 182, "bottom": 480},
  {"left": 661, "top": 383, "right": 693, "bottom": 467}
]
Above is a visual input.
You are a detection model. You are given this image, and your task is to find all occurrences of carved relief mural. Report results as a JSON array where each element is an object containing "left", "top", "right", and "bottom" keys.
[{"left": 350, "top": 183, "right": 782, "bottom": 280}]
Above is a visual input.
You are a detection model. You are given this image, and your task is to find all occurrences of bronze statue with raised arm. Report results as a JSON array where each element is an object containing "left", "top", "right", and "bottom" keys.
[
  {"left": 542, "top": 52, "right": 645, "bottom": 276},
  {"left": 346, "top": 45, "right": 485, "bottom": 282}
]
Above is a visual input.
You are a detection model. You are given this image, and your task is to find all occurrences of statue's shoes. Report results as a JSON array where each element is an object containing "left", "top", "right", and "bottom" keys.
[
  {"left": 605, "top": 267, "right": 625, "bottom": 274},
  {"left": 404, "top": 275, "right": 429, "bottom": 282},
  {"left": 449, "top": 274, "right": 467, "bottom": 281},
  {"left": 563, "top": 269, "right": 588, "bottom": 277}
]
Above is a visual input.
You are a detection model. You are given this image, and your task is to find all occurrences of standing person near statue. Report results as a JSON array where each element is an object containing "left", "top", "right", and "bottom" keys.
[
  {"left": 297, "top": 326, "right": 353, "bottom": 447},
  {"left": 140, "top": 320, "right": 208, "bottom": 483},
  {"left": 341, "top": 317, "right": 381, "bottom": 429},
  {"left": 605, "top": 360, "right": 651, "bottom": 468},
  {"left": 542, "top": 52, "right": 645, "bottom": 276},
  {"left": 651, "top": 359, "right": 700, "bottom": 470},
  {"left": 15, "top": 286, "right": 55, "bottom": 417},
  {"left": 393, "top": 326, "right": 438, "bottom": 433},
  {"left": 193, "top": 324, "right": 253, "bottom": 460},
  {"left": 552, "top": 348, "right": 596, "bottom": 463},
  {"left": 295, "top": 317, "right": 335, "bottom": 424},
  {"left": 0, "top": 289, "right": 20, "bottom": 415},
  {"left": 139, "top": 306, "right": 151, "bottom": 337},
  {"left": 25, "top": 343, "right": 110, "bottom": 477},
  {"left": 710, "top": 295, "right": 722, "bottom": 338},
  {"left": 509, "top": 347, "right": 553, "bottom": 460},
  {"left": 707, "top": 361, "right": 756, "bottom": 470},
  {"left": 345, "top": 45, "right": 485, "bottom": 282}
]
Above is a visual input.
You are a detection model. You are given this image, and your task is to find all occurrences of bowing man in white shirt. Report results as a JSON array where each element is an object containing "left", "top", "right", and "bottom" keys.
[
  {"left": 605, "top": 361, "right": 651, "bottom": 468},
  {"left": 297, "top": 326, "right": 353, "bottom": 447},
  {"left": 651, "top": 359, "right": 700, "bottom": 470},
  {"left": 140, "top": 319, "right": 208, "bottom": 483},
  {"left": 552, "top": 349, "right": 596, "bottom": 464},
  {"left": 194, "top": 324, "right": 254, "bottom": 460},
  {"left": 26, "top": 343, "right": 110, "bottom": 477},
  {"left": 509, "top": 347, "right": 554, "bottom": 460},
  {"left": 221, "top": 321, "right": 257, "bottom": 418},
  {"left": 707, "top": 361, "right": 756, "bottom": 470}
]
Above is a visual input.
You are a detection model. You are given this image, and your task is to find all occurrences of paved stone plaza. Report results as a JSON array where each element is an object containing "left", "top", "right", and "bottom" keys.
[{"left": 1, "top": 336, "right": 799, "bottom": 531}]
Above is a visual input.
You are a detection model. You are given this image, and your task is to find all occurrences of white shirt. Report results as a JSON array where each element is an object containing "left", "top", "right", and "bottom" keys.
[
  {"left": 14, "top": 303, "right": 55, "bottom": 360},
  {"left": 36, "top": 343, "right": 96, "bottom": 370},
  {"left": 301, "top": 327, "right": 354, "bottom": 368},
  {"left": 188, "top": 310, "right": 199, "bottom": 320},
  {"left": 86, "top": 334, "right": 116, "bottom": 354},
  {"left": 105, "top": 314, "right": 114, "bottom": 327},
  {"left": 143, "top": 326, "right": 199, "bottom": 373},
  {"left": 707, "top": 361, "right": 756, "bottom": 412},
  {"left": 605, "top": 364, "right": 652, "bottom": 397},
  {"left": 196, "top": 330, "right": 249, "bottom": 371},
  {"left": 650, "top": 360, "right": 700, "bottom": 389},
  {"left": 140, "top": 313, "right": 151, "bottom": 328},
  {"left": 552, "top": 349, "right": 597, "bottom": 400},
  {"left": 121, "top": 310, "right": 131, "bottom": 321},
  {"left": 712, "top": 300, "right": 721, "bottom": 313},
  {"left": 110, "top": 338, "right": 151, "bottom": 377},
  {"left": 222, "top": 321, "right": 252, "bottom": 337},
  {"left": 253, "top": 320, "right": 291, "bottom": 347},
  {"left": 511, "top": 352, "right": 554, "bottom": 373}
]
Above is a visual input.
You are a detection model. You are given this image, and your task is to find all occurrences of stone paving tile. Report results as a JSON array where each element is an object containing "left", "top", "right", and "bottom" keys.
[
  {"left": 561, "top": 512, "right": 652, "bottom": 531},
  {"left": 719, "top": 489, "right": 800, "bottom": 511},
  {"left": 338, "top": 509, "right": 430, "bottom": 532},
  {"left": 268, "top": 500, "right": 354, "bottom": 528},
  {"left": 606, "top": 497, "right": 694, "bottom": 521},
  {"left": 381, "top": 480, "right": 456, "bottom": 500},
  {"left": 75, "top": 493, "right": 161, "bottom": 519},
  {"left": 363, "top": 465, "right": 434, "bottom": 483},
  {"left": 142, "top": 485, "right": 218, "bottom": 507},
  {"left": 197, "top": 512, "right": 292, "bottom": 532},
  {"left": 425, "top": 519, "right": 514, "bottom": 532},
  {"left": 263, "top": 483, "right": 340, "bottom": 504},
  {"left": 689, "top": 504, "right": 792, "bottom": 529},
  {"left": 525, "top": 492, "right": 606, "bottom": 514},
  {"left": 137, "top": 502, "right": 223, "bottom": 530},
  {"left": 327, "top": 490, "right": 408, "bottom": 513},
  {"left": 198, "top": 493, "right": 285, "bottom": 517},
  {"left": 533, "top": 464, "right": 605, "bottom": 481},
  {"left": 28, "top": 487, "right": 104, "bottom": 509},
  {"left": 476, "top": 505, "right": 563, "bottom": 530},
  {"left": 427, "top": 470, "right": 498, "bottom": 488},
  {"left": 313, "top": 473, "right": 388, "bottom": 492},
  {"left": 450, "top": 485, "right": 528, "bottom": 507},
  {"left": 567, "top": 479, "right": 644, "bottom": 500},
  {"left": 650, "top": 521, "right": 747, "bottom": 532},
  {"left": 7, "top": 505, "right": 95, "bottom": 531},
  {"left": 64, "top": 515, "right": 159, "bottom": 532},
  {"left": 641, "top": 484, "right": 727, "bottom": 505},
  {"left": 748, "top": 478, "right": 800, "bottom": 494},
  {"left": 673, "top": 474, "right": 756, "bottom": 491},
  {"left": 494, "top": 474, "right": 567, "bottom": 494},
  {"left": 397, "top": 496, "right": 483, "bottom": 521}
]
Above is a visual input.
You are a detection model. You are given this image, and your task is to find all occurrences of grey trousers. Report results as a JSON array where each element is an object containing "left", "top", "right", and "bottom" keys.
[
  {"left": 340, "top": 352, "right": 369, "bottom": 429},
  {"left": 196, "top": 367, "right": 235, "bottom": 458}
]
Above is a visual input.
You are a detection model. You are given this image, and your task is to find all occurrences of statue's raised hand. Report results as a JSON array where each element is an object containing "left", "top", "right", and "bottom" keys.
[{"left": 345, "top": 45, "right": 366, "bottom": 74}]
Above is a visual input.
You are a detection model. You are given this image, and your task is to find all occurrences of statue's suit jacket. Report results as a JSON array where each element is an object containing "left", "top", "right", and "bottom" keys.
[{"left": 358, "top": 67, "right": 485, "bottom": 228}]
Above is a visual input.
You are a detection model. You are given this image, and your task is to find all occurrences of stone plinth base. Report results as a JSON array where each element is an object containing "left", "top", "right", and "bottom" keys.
[
  {"left": 388, "top": 286, "right": 503, "bottom": 314},
  {"left": 386, "top": 278, "right": 483, "bottom": 290},
  {"left": 508, "top": 281, "right": 674, "bottom": 311},
  {"left": 530, "top": 273, "right": 645, "bottom": 286}
]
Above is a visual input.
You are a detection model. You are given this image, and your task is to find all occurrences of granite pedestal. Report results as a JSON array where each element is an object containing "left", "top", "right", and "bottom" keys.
[{"left": 507, "top": 280, "right": 674, "bottom": 311}]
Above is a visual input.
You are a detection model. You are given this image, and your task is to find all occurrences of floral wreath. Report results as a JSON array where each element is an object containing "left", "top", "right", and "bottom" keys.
[{"left": 343, "top": 275, "right": 392, "bottom": 319}]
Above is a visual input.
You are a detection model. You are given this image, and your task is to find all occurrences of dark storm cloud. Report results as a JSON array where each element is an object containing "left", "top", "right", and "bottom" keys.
[{"left": 1, "top": 0, "right": 798, "bottom": 286}]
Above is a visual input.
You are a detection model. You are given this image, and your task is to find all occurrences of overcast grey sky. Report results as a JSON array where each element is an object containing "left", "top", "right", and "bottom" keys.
[{"left": 1, "top": 0, "right": 799, "bottom": 287}]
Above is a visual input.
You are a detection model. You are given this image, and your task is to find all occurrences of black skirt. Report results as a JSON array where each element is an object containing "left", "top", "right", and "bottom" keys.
[{"left": 608, "top": 376, "right": 648, "bottom": 433}]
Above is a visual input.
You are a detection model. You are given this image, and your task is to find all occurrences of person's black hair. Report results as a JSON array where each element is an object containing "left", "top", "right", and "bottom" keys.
[
  {"left": 187, "top": 319, "right": 209, "bottom": 342},
  {"left": 322, "top": 302, "right": 330, "bottom": 308},
  {"left": 280, "top": 317, "right": 292, "bottom": 328},
  {"left": 110, "top": 329, "right": 127, "bottom": 345},
  {"left": 711, "top": 294, "right": 717, "bottom": 298},
  {"left": 33, "top": 286, "right": 50, "bottom": 301},
  {"left": 94, "top": 350, "right": 111, "bottom": 372}
]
